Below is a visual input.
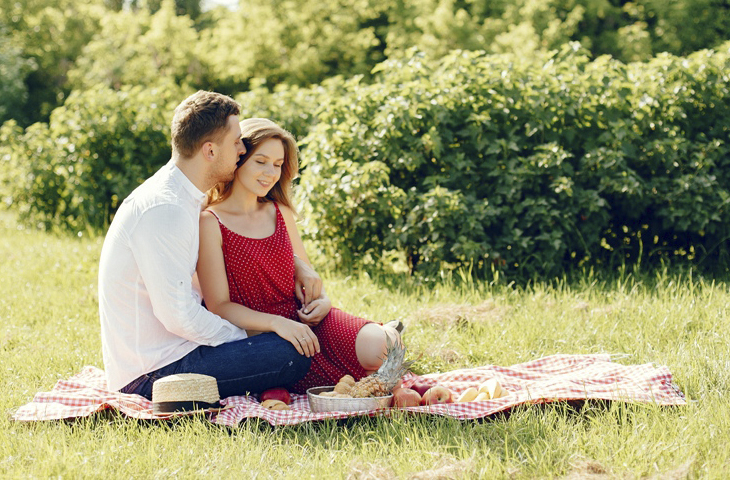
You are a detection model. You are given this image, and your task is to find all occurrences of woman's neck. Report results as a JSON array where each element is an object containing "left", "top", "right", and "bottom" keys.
[{"left": 220, "top": 181, "right": 262, "bottom": 215}]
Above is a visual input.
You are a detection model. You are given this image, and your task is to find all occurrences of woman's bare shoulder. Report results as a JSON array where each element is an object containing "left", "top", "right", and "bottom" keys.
[
  {"left": 277, "top": 203, "right": 297, "bottom": 221},
  {"left": 199, "top": 209, "right": 221, "bottom": 233}
]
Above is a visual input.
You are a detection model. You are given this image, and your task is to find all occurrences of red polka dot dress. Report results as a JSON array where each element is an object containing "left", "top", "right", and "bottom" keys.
[{"left": 208, "top": 202, "right": 371, "bottom": 394}]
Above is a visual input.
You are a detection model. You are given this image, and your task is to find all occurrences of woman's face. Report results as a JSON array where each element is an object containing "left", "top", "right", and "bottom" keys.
[{"left": 235, "top": 137, "right": 285, "bottom": 197}]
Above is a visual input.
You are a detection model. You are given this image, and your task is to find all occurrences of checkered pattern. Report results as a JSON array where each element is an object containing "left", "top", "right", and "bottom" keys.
[{"left": 12, "top": 354, "right": 686, "bottom": 425}]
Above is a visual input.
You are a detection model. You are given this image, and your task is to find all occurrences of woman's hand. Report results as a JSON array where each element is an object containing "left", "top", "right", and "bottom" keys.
[
  {"left": 297, "top": 295, "right": 332, "bottom": 327},
  {"left": 271, "top": 316, "right": 320, "bottom": 357}
]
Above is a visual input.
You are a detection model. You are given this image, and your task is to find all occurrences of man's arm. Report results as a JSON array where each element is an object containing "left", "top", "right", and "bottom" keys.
[
  {"left": 130, "top": 204, "right": 246, "bottom": 345},
  {"left": 293, "top": 256, "right": 324, "bottom": 306},
  {"left": 278, "top": 205, "right": 324, "bottom": 305}
]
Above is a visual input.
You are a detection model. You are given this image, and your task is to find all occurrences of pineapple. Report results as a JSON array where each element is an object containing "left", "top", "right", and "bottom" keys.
[{"left": 349, "top": 336, "right": 413, "bottom": 398}]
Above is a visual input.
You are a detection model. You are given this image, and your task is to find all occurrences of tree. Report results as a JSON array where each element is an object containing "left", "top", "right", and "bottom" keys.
[
  {"left": 107, "top": 0, "right": 203, "bottom": 18},
  {"left": 201, "top": 0, "right": 387, "bottom": 91},
  {"left": 68, "top": 0, "right": 208, "bottom": 91},
  {"left": 0, "top": 29, "right": 30, "bottom": 125},
  {"left": 0, "top": 0, "right": 104, "bottom": 125},
  {"left": 145, "top": 0, "right": 202, "bottom": 19}
]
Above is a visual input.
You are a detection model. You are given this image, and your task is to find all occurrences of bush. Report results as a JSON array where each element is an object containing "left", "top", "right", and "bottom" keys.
[
  {"left": 296, "top": 42, "right": 730, "bottom": 276},
  {"left": 1, "top": 84, "right": 182, "bottom": 232},
  {"left": 234, "top": 77, "right": 349, "bottom": 142}
]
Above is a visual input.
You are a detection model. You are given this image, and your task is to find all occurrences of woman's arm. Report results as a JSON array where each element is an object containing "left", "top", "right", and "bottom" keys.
[{"left": 197, "top": 210, "right": 319, "bottom": 356}]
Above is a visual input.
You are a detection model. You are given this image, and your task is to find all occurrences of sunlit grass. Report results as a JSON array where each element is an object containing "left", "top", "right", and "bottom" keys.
[{"left": 2, "top": 211, "right": 728, "bottom": 478}]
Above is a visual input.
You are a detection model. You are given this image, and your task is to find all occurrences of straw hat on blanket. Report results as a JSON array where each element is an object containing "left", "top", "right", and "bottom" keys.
[{"left": 152, "top": 373, "right": 223, "bottom": 414}]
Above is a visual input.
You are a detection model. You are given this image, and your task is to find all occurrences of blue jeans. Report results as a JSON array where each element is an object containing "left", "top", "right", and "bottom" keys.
[{"left": 120, "top": 333, "right": 311, "bottom": 400}]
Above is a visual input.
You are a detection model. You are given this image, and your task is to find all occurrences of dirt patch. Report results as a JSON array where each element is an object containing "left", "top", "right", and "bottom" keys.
[
  {"left": 646, "top": 459, "right": 693, "bottom": 480},
  {"left": 590, "top": 306, "right": 615, "bottom": 316},
  {"left": 408, "top": 456, "right": 476, "bottom": 480},
  {"left": 347, "top": 461, "right": 396, "bottom": 480},
  {"left": 572, "top": 301, "right": 591, "bottom": 312},
  {"left": 434, "top": 348, "right": 462, "bottom": 364},
  {"left": 562, "top": 460, "right": 611, "bottom": 479},
  {"left": 409, "top": 300, "right": 510, "bottom": 326}
]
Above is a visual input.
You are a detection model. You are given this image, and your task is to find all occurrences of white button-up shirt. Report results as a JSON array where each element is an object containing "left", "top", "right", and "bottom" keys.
[{"left": 98, "top": 160, "right": 247, "bottom": 392}]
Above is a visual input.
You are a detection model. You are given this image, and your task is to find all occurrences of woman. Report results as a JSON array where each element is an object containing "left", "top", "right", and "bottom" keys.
[{"left": 196, "top": 118, "right": 402, "bottom": 394}]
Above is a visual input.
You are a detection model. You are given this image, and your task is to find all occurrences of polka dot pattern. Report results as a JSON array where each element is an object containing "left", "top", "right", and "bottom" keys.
[
  {"left": 291, "top": 307, "right": 370, "bottom": 394},
  {"left": 211, "top": 202, "right": 371, "bottom": 394}
]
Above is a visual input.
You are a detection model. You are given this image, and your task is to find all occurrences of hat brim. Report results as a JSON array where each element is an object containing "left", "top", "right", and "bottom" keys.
[{"left": 153, "top": 400, "right": 227, "bottom": 415}]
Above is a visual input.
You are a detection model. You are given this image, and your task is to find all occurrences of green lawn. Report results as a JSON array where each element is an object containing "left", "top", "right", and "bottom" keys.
[{"left": 1, "top": 211, "right": 728, "bottom": 478}]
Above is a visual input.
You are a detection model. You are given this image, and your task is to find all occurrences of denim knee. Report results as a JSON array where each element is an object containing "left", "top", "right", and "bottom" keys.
[{"left": 279, "top": 345, "right": 312, "bottom": 386}]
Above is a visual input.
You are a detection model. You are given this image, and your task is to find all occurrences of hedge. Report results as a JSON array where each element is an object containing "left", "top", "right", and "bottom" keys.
[
  {"left": 294, "top": 42, "right": 730, "bottom": 276},
  {"left": 2, "top": 42, "right": 729, "bottom": 277}
]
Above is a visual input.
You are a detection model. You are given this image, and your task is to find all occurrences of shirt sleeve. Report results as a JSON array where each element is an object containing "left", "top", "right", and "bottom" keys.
[{"left": 129, "top": 203, "right": 247, "bottom": 346}]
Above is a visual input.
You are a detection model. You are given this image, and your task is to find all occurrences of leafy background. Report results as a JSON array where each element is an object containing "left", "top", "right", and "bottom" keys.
[{"left": 1, "top": 0, "right": 729, "bottom": 279}]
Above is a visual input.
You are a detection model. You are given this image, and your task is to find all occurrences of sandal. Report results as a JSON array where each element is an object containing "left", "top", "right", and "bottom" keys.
[{"left": 384, "top": 320, "right": 405, "bottom": 333}]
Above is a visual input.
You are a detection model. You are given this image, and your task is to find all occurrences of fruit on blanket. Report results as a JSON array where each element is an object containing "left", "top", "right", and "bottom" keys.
[
  {"left": 260, "top": 387, "right": 291, "bottom": 405},
  {"left": 391, "top": 388, "right": 421, "bottom": 407},
  {"left": 411, "top": 381, "right": 432, "bottom": 397},
  {"left": 261, "top": 399, "right": 290, "bottom": 410},
  {"left": 456, "top": 387, "right": 479, "bottom": 403},
  {"left": 473, "top": 392, "right": 490, "bottom": 402},
  {"left": 349, "top": 337, "right": 413, "bottom": 398},
  {"left": 478, "top": 378, "right": 502, "bottom": 399},
  {"left": 420, "top": 385, "right": 453, "bottom": 405}
]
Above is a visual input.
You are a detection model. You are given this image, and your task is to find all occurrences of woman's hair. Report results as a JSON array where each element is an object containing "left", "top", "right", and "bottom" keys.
[{"left": 206, "top": 118, "right": 299, "bottom": 211}]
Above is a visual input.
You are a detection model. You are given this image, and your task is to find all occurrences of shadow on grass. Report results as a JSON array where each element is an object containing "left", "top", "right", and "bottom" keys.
[{"left": 334, "top": 261, "right": 730, "bottom": 299}]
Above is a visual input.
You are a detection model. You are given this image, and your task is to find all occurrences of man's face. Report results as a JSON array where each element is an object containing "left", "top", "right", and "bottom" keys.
[{"left": 211, "top": 115, "right": 246, "bottom": 184}]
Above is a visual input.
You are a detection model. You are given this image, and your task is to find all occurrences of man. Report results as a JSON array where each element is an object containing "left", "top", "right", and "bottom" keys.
[{"left": 98, "top": 91, "right": 320, "bottom": 399}]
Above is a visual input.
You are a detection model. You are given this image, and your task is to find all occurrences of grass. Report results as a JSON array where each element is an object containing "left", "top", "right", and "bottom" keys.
[{"left": 1, "top": 210, "right": 729, "bottom": 478}]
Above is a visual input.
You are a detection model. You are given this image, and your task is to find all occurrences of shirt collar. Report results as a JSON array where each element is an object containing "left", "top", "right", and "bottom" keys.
[{"left": 169, "top": 160, "right": 207, "bottom": 206}]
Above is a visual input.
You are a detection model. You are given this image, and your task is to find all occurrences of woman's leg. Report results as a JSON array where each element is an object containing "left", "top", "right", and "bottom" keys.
[
  {"left": 355, "top": 323, "right": 403, "bottom": 374},
  {"left": 120, "top": 333, "right": 311, "bottom": 399}
]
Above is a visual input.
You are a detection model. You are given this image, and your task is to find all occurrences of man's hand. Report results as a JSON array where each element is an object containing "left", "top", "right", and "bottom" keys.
[
  {"left": 297, "top": 295, "right": 332, "bottom": 327},
  {"left": 293, "top": 256, "right": 322, "bottom": 306}
]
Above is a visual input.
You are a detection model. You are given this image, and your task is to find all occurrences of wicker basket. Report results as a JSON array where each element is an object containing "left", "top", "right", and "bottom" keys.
[{"left": 307, "top": 386, "right": 393, "bottom": 413}]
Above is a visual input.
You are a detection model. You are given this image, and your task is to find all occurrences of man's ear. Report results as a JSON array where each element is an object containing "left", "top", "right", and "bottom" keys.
[{"left": 202, "top": 141, "right": 216, "bottom": 162}]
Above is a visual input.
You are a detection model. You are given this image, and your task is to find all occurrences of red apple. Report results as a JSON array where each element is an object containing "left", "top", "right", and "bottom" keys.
[
  {"left": 411, "top": 381, "right": 433, "bottom": 397},
  {"left": 260, "top": 387, "right": 291, "bottom": 405},
  {"left": 420, "top": 385, "right": 453, "bottom": 406},
  {"left": 391, "top": 388, "right": 421, "bottom": 407}
]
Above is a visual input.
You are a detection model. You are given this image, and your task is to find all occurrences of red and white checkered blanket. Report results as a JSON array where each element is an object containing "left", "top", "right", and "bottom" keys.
[{"left": 12, "top": 354, "right": 686, "bottom": 426}]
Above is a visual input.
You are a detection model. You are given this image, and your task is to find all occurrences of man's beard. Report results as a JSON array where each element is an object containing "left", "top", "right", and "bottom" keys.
[{"left": 208, "top": 161, "right": 236, "bottom": 188}]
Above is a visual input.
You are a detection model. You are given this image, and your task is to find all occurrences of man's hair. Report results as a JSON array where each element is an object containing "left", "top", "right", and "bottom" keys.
[{"left": 171, "top": 91, "right": 241, "bottom": 158}]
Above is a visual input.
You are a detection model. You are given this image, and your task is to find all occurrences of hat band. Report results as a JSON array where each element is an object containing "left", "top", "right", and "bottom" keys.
[{"left": 153, "top": 400, "right": 222, "bottom": 414}]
